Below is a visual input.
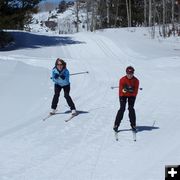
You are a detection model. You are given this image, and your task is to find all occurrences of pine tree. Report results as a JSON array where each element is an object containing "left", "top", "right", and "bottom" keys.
[
  {"left": 0, "top": 0, "right": 42, "bottom": 30},
  {"left": 58, "top": 0, "right": 67, "bottom": 13}
]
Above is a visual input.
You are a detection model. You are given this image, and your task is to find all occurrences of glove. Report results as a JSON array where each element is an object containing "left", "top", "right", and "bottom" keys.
[
  {"left": 60, "top": 74, "right": 65, "bottom": 80},
  {"left": 122, "top": 85, "right": 134, "bottom": 93},
  {"left": 54, "top": 73, "right": 59, "bottom": 79},
  {"left": 122, "top": 88, "right": 127, "bottom": 93},
  {"left": 128, "top": 87, "right": 134, "bottom": 93}
]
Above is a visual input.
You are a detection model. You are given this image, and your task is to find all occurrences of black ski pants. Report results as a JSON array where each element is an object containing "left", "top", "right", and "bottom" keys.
[
  {"left": 51, "top": 84, "right": 76, "bottom": 110},
  {"left": 114, "top": 96, "right": 136, "bottom": 128}
]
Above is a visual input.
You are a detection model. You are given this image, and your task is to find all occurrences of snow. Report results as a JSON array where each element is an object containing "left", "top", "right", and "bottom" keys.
[
  {"left": 29, "top": 4, "right": 88, "bottom": 34},
  {"left": 0, "top": 27, "right": 180, "bottom": 180}
]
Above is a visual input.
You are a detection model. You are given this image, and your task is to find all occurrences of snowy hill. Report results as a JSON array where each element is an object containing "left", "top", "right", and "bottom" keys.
[
  {"left": 29, "top": 3, "right": 87, "bottom": 34},
  {"left": 0, "top": 28, "right": 180, "bottom": 180}
]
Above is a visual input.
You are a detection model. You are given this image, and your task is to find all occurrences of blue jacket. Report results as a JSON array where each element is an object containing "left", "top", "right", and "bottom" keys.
[{"left": 51, "top": 67, "right": 70, "bottom": 87}]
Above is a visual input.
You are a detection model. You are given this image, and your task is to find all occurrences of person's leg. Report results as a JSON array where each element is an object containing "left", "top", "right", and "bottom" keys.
[
  {"left": 51, "top": 84, "right": 62, "bottom": 110},
  {"left": 63, "top": 84, "right": 76, "bottom": 110},
  {"left": 128, "top": 96, "right": 136, "bottom": 128},
  {"left": 114, "top": 96, "right": 127, "bottom": 131}
]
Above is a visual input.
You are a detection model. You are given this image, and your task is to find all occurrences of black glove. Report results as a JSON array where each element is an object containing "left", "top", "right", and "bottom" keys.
[
  {"left": 127, "top": 86, "right": 134, "bottom": 93},
  {"left": 60, "top": 74, "right": 65, "bottom": 80},
  {"left": 123, "top": 85, "right": 134, "bottom": 93},
  {"left": 54, "top": 73, "right": 59, "bottom": 79}
]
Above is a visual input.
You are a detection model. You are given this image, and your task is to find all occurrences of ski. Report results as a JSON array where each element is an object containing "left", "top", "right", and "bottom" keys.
[
  {"left": 132, "top": 129, "right": 137, "bottom": 141},
  {"left": 43, "top": 112, "right": 78, "bottom": 122},
  {"left": 64, "top": 113, "right": 78, "bottom": 122},
  {"left": 43, "top": 113, "right": 55, "bottom": 121},
  {"left": 114, "top": 132, "right": 119, "bottom": 141},
  {"left": 114, "top": 129, "right": 137, "bottom": 142}
]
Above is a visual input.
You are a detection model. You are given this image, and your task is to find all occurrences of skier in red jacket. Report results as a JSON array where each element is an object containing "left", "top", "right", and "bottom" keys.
[{"left": 113, "top": 66, "right": 139, "bottom": 132}]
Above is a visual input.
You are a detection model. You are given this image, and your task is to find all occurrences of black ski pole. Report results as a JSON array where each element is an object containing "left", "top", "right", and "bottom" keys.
[
  {"left": 50, "top": 71, "right": 89, "bottom": 80},
  {"left": 70, "top": 71, "right": 89, "bottom": 76},
  {"left": 111, "top": 86, "right": 143, "bottom": 90}
]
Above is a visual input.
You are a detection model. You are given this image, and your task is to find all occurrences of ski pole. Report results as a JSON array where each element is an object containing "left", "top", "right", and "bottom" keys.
[
  {"left": 111, "top": 86, "right": 143, "bottom": 90},
  {"left": 70, "top": 71, "right": 89, "bottom": 76},
  {"left": 110, "top": 86, "right": 118, "bottom": 89},
  {"left": 50, "top": 71, "right": 89, "bottom": 80}
]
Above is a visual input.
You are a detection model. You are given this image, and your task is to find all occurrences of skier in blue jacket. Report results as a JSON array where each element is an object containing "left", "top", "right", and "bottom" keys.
[{"left": 50, "top": 58, "right": 76, "bottom": 115}]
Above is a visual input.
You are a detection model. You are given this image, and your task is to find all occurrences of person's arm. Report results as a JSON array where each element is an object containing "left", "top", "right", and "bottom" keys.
[
  {"left": 119, "top": 78, "right": 124, "bottom": 96},
  {"left": 59, "top": 69, "right": 69, "bottom": 81},
  {"left": 134, "top": 78, "right": 139, "bottom": 96},
  {"left": 64, "top": 69, "right": 69, "bottom": 82},
  {"left": 51, "top": 69, "right": 59, "bottom": 84}
]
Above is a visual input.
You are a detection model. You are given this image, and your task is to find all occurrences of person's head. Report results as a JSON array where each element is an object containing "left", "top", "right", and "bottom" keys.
[
  {"left": 55, "top": 58, "right": 66, "bottom": 71},
  {"left": 126, "top": 66, "right": 135, "bottom": 79}
]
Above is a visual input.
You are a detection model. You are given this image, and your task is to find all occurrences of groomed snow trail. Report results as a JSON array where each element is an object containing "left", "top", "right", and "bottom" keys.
[{"left": 0, "top": 29, "right": 180, "bottom": 180}]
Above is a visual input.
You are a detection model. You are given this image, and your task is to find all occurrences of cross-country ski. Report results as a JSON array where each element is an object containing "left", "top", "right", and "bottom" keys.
[
  {"left": 114, "top": 132, "right": 119, "bottom": 141},
  {"left": 132, "top": 129, "right": 137, "bottom": 142},
  {"left": 114, "top": 129, "right": 137, "bottom": 142},
  {"left": 42, "top": 113, "right": 54, "bottom": 121},
  {"left": 64, "top": 113, "right": 78, "bottom": 122}
]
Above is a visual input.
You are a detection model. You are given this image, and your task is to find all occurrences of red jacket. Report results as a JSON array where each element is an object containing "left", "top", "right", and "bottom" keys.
[{"left": 119, "top": 75, "right": 139, "bottom": 97}]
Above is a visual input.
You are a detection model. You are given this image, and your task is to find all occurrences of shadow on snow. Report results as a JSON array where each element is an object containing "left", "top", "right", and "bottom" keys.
[
  {"left": 118, "top": 125, "right": 159, "bottom": 133},
  {"left": 56, "top": 110, "right": 89, "bottom": 115},
  {"left": 1, "top": 31, "right": 85, "bottom": 51},
  {"left": 136, "top": 125, "right": 159, "bottom": 132}
]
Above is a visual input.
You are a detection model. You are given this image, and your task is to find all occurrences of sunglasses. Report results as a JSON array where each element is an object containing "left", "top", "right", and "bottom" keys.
[
  {"left": 57, "top": 63, "right": 63, "bottom": 66},
  {"left": 127, "top": 73, "right": 134, "bottom": 75}
]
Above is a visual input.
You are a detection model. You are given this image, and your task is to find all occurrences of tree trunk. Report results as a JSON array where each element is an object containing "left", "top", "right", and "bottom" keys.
[
  {"left": 162, "top": 0, "right": 166, "bottom": 37},
  {"left": 90, "top": 0, "right": 96, "bottom": 31},
  {"left": 106, "top": 0, "right": 110, "bottom": 27},
  {"left": 178, "top": 1, "right": 180, "bottom": 24},
  {"left": 129, "top": 0, "right": 132, "bottom": 27},
  {"left": 86, "top": 0, "right": 90, "bottom": 31},
  {"left": 126, "top": 0, "right": 130, "bottom": 27},
  {"left": 155, "top": 5, "right": 161, "bottom": 36},
  {"left": 94, "top": 1, "right": 97, "bottom": 31},
  {"left": 151, "top": 0, "right": 156, "bottom": 38},
  {"left": 76, "top": 0, "right": 79, "bottom": 33},
  {"left": 144, "top": 0, "right": 147, "bottom": 26},
  {"left": 172, "top": 0, "right": 175, "bottom": 35},
  {"left": 149, "top": 0, "right": 152, "bottom": 27},
  {"left": 114, "top": 0, "right": 120, "bottom": 27}
]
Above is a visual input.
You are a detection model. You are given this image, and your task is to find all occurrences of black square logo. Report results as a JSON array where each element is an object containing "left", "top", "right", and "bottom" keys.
[{"left": 165, "top": 165, "right": 180, "bottom": 180}]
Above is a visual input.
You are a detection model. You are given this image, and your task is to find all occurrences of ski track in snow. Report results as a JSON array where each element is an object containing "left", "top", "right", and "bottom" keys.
[{"left": 0, "top": 29, "right": 180, "bottom": 180}]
